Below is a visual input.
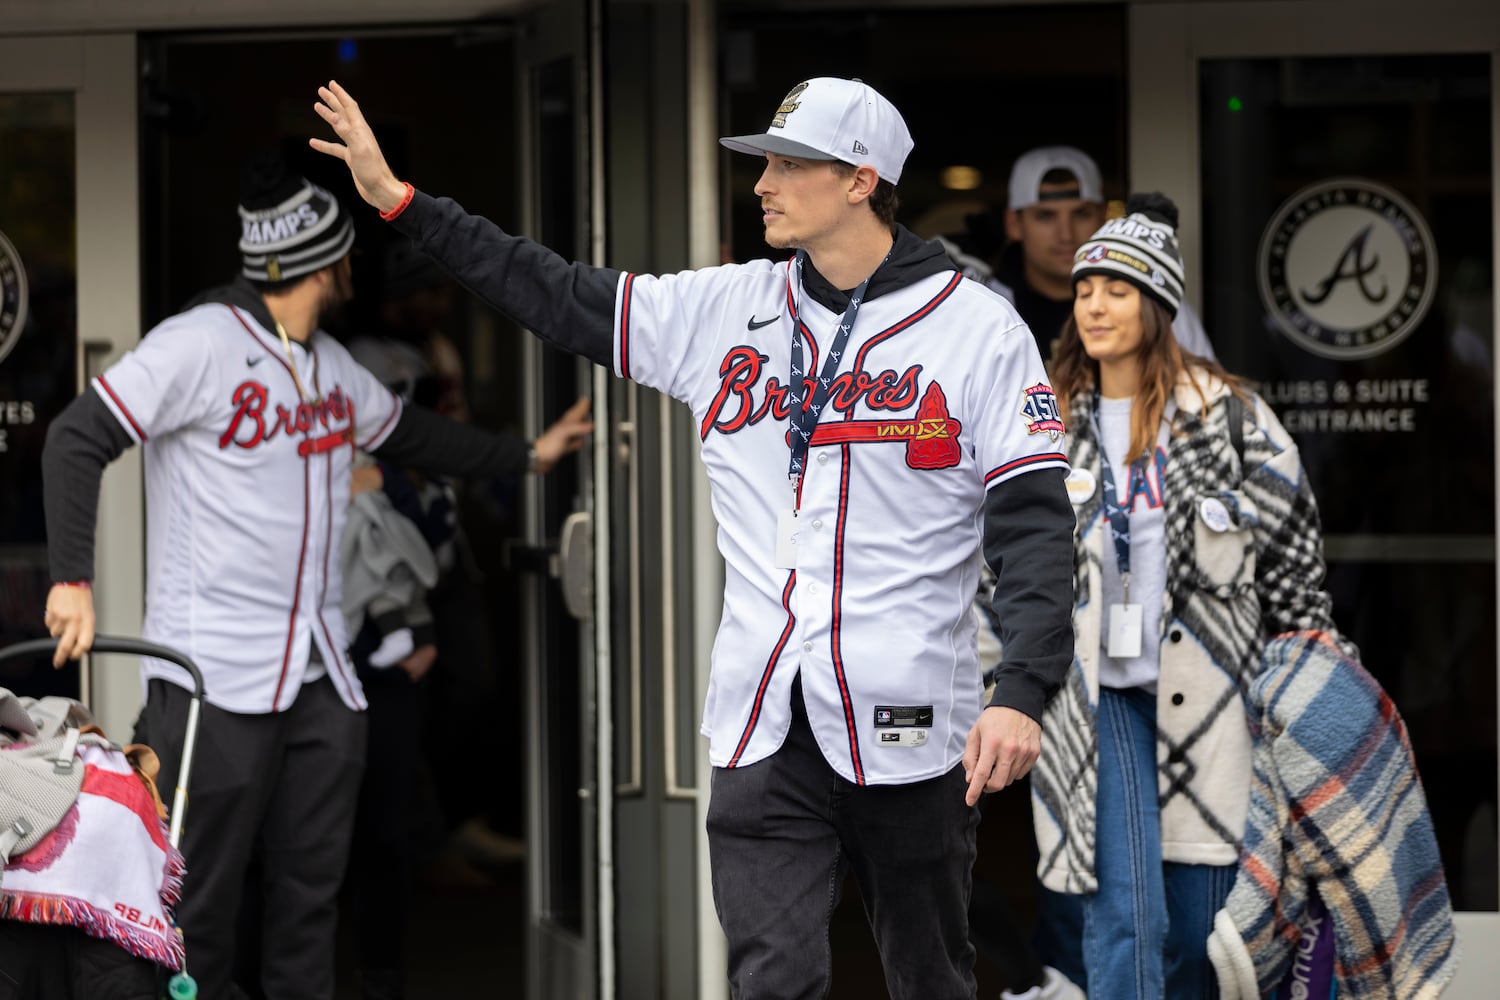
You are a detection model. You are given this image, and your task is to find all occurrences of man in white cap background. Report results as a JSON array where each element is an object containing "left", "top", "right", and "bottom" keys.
[
  {"left": 311, "top": 76, "right": 1075, "bottom": 998},
  {"left": 948, "top": 145, "right": 1215, "bottom": 365},
  {"left": 39, "top": 151, "right": 592, "bottom": 999}
]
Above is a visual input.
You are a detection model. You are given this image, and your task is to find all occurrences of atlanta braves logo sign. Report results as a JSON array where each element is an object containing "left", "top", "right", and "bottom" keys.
[
  {"left": 1258, "top": 178, "right": 1437, "bottom": 360},
  {"left": 0, "top": 227, "right": 28, "bottom": 367}
]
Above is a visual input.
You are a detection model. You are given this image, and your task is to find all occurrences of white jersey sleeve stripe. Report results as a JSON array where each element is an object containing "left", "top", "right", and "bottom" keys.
[
  {"left": 984, "top": 452, "right": 1069, "bottom": 488},
  {"left": 615, "top": 272, "right": 638, "bottom": 380},
  {"left": 93, "top": 376, "right": 149, "bottom": 443}
]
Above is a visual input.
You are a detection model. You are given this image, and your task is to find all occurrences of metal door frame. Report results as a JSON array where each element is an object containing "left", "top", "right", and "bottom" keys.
[{"left": 516, "top": 0, "right": 606, "bottom": 995}]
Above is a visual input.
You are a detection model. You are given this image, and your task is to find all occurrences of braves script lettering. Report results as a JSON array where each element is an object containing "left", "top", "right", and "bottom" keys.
[
  {"left": 700, "top": 345, "right": 922, "bottom": 439},
  {"left": 219, "top": 381, "right": 354, "bottom": 452}
]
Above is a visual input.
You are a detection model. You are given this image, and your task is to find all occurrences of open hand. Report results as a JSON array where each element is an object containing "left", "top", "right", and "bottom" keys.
[{"left": 309, "top": 80, "right": 409, "bottom": 214}]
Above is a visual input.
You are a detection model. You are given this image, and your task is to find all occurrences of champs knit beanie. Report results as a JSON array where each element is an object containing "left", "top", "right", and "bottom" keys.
[
  {"left": 1072, "top": 192, "right": 1185, "bottom": 318},
  {"left": 238, "top": 152, "right": 355, "bottom": 283}
]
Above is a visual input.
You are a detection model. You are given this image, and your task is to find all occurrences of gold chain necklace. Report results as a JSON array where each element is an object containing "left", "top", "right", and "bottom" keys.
[{"left": 273, "top": 319, "right": 321, "bottom": 405}]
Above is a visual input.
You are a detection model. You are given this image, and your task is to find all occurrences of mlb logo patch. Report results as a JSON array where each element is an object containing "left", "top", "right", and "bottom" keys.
[{"left": 875, "top": 709, "right": 893, "bottom": 725}]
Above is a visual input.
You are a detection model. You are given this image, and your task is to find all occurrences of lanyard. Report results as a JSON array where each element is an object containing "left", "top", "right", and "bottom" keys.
[
  {"left": 785, "top": 248, "right": 887, "bottom": 490},
  {"left": 1091, "top": 390, "right": 1142, "bottom": 603}
]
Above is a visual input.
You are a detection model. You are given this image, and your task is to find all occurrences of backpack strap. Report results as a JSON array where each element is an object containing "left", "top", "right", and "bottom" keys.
[{"left": 1227, "top": 392, "right": 1246, "bottom": 479}]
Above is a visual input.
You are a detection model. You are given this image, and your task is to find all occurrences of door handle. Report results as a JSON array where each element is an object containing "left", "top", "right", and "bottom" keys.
[{"left": 558, "top": 510, "right": 593, "bottom": 621}]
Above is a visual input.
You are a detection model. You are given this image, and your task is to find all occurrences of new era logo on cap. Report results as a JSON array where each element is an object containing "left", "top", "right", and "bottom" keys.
[{"left": 719, "top": 77, "right": 914, "bottom": 184}]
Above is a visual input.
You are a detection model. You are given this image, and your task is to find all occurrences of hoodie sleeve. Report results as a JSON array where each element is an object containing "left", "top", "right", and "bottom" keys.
[
  {"left": 981, "top": 466, "right": 1075, "bottom": 721},
  {"left": 42, "top": 390, "right": 135, "bottom": 582},
  {"left": 386, "top": 190, "right": 619, "bottom": 368},
  {"left": 372, "top": 404, "right": 530, "bottom": 483}
]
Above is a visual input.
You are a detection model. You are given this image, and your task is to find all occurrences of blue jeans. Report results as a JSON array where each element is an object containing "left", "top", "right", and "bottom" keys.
[
  {"left": 706, "top": 677, "right": 981, "bottom": 1000},
  {"left": 1083, "top": 687, "right": 1236, "bottom": 1000}
]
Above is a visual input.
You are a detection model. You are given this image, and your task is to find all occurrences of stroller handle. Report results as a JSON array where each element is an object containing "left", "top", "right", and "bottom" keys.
[
  {"left": 0, "top": 634, "right": 205, "bottom": 700},
  {"left": 0, "top": 633, "right": 205, "bottom": 851}
]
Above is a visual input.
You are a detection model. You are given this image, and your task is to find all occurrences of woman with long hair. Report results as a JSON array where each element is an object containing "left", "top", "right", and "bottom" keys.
[{"left": 1030, "top": 193, "right": 1355, "bottom": 997}]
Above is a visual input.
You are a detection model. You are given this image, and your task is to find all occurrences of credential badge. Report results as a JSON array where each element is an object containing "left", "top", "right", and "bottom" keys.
[{"left": 1257, "top": 178, "right": 1437, "bottom": 360}]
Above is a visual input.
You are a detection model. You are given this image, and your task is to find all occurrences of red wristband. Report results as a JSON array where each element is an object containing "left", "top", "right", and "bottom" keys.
[
  {"left": 54, "top": 580, "right": 91, "bottom": 590},
  {"left": 379, "top": 182, "right": 415, "bottom": 221}
]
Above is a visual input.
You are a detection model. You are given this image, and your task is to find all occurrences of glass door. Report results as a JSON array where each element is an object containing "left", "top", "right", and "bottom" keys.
[
  {"left": 1131, "top": 5, "right": 1498, "bottom": 995},
  {"left": 0, "top": 35, "right": 142, "bottom": 741},
  {"left": 1200, "top": 49, "right": 1495, "bottom": 916}
]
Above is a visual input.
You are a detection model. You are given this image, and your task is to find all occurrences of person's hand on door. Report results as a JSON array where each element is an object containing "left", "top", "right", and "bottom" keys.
[{"left": 531, "top": 397, "right": 594, "bottom": 475}]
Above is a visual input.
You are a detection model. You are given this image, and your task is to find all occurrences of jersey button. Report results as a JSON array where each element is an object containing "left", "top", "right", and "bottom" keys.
[
  {"left": 817, "top": 453, "right": 829, "bottom": 465},
  {"left": 812, "top": 519, "right": 824, "bottom": 531},
  {"left": 806, "top": 583, "right": 819, "bottom": 596},
  {"left": 802, "top": 641, "right": 814, "bottom": 653}
]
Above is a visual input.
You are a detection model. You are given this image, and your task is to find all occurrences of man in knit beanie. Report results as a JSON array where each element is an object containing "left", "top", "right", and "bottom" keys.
[{"left": 39, "top": 151, "right": 593, "bottom": 999}]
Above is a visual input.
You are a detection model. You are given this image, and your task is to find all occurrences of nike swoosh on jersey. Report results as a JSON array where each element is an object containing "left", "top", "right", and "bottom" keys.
[
  {"left": 747, "top": 314, "right": 781, "bottom": 330},
  {"left": 246, "top": 355, "right": 266, "bottom": 367}
]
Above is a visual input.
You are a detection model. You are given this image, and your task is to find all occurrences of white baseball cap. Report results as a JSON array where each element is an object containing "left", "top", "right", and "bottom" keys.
[
  {"left": 720, "top": 77, "right": 914, "bottom": 184},
  {"left": 1007, "top": 146, "right": 1103, "bottom": 210}
]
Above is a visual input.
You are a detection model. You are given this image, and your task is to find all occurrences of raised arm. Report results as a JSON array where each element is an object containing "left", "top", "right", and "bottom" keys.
[{"left": 310, "top": 80, "right": 618, "bottom": 367}]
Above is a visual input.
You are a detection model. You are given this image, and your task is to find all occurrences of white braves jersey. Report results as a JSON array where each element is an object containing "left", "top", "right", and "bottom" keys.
[
  {"left": 614, "top": 258, "right": 1067, "bottom": 784},
  {"left": 93, "top": 302, "right": 402, "bottom": 713}
]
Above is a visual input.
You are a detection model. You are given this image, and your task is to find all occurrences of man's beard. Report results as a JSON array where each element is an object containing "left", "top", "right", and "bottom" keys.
[{"left": 317, "top": 269, "right": 354, "bottom": 328}]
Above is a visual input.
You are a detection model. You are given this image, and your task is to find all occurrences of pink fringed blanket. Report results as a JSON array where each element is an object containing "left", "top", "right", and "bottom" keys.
[{"left": 1, "top": 742, "right": 185, "bottom": 970}]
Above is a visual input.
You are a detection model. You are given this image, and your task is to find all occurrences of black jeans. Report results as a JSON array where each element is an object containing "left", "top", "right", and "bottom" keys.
[
  {"left": 706, "top": 678, "right": 981, "bottom": 1000},
  {"left": 139, "top": 676, "right": 367, "bottom": 1000}
]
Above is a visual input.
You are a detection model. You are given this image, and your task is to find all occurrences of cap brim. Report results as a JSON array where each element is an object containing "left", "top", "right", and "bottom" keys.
[{"left": 719, "top": 133, "right": 844, "bottom": 163}]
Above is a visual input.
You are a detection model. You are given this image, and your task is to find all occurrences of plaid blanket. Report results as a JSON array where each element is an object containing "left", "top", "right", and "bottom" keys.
[{"left": 1207, "top": 631, "right": 1457, "bottom": 999}]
